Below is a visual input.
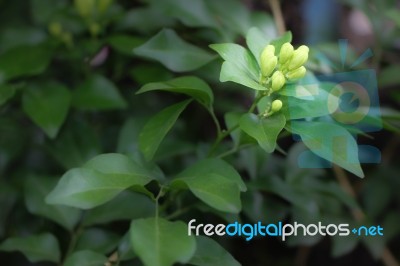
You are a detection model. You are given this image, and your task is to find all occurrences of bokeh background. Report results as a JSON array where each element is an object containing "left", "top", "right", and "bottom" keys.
[{"left": 0, "top": 0, "right": 400, "bottom": 265}]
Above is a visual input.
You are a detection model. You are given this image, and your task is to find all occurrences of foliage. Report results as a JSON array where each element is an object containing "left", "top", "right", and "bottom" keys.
[{"left": 1, "top": 0, "right": 400, "bottom": 265}]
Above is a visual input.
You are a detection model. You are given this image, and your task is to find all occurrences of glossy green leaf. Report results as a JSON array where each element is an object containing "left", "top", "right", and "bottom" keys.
[
  {"left": 46, "top": 153, "right": 153, "bottom": 209},
  {"left": 137, "top": 76, "right": 214, "bottom": 108},
  {"left": 72, "top": 74, "right": 127, "bottom": 110},
  {"left": 139, "top": 99, "right": 192, "bottom": 161},
  {"left": 130, "top": 218, "right": 196, "bottom": 266},
  {"left": 289, "top": 121, "right": 364, "bottom": 177},
  {"left": 210, "top": 43, "right": 265, "bottom": 90},
  {"left": 0, "top": 45, "right": 52, "bottom": 81},
  {"left": 176, "top": 173, "right": 241, "bottom": 213},
  {"left": 47, "top": 120, "right": 101, "bottom": 170},
  {"left": 115, "top": 7, "right": 175, "bottom": 34},
  {"left": 0, "top": 233, "right": 60, "bottom": 263},
  {"left": 246, "top": 27, "right": 268, "bottom": 66},
  {"left": 189, "top": 236, "right": 241, "bottom": 266},
  {"left": 83, "top": 191, "right": 155, "bottom": 226},
  {"left": 63, "top": 250, "right": 107, "bottom": 266},
  {"left": 107, "top": 35, "right": 145, "bottom": 55},
  {"left": 173, "top": 159, "right": 244, "bottom": 213},
  {"left": 157, "top": 0, "right": 217, "bottom": 28},
  {"left": 22, "top": 81, "right": 71, "bottom": 138},
  {"left": 206, "top": 0, "right": 252, "bottom": 36},
  {"left": 24, "top": 176, "right": 81, "bottom": 231},
  {"left": 239, "top": 113, "right": 286, "bottom": 153},
  {"left": 75, "top": 228, "right": 120, "bottom": 254},
  {"left": 175, "top": 158, "right": 246, "bottom": 192},
  {"left": 134, "top": 29, "right": 214, "bottom": 72}
]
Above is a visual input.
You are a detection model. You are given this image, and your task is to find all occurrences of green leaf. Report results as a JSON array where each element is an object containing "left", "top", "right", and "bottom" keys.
[
  {"left": 246, "top": 27, "right": 268, "bottom": 66},
  {"left": 157, "top": 0, "right": 217, "bottom": 28},
  {"left": 115, "top": 7, "right": 175, "bottom": 34},
  {"left": 137, "top": 76, "right": 214, "bottom": 108},
  {"left": 172, "top": 158, "right": 245, "bottom": 213},
  {"left": 22, "top": 81, "right": 71, "bottom": 138},
  {"left": 107, "top": 35, "right": 145, "bottom": 55},
  {"left": 210, "top": 43, "right": 265, "bottom": 91},
  {"left": 239, "top": 113, "right": 286, "bottom": 153},
  {"left": 47, "top": 119, "right": 101, "bottom": 170},
  {"left": 0, "top": 233, "right": 60, "bottom": 263},
  {"left": 134, "top": 29, "right": 214, "bottom": 72},
  {"left": 46, "top": 153, "right": 153, "bottom": 209},
  {"left": 281, "top": 82, "right": 339, "bottom": 120},
  {"left": 63, "top": 250, "right": 107, "bottom": 266},
  {"left": 139, "top": 99, "right": 192, "bottom": 161},
  {"left": 331, "top": 234, "right": 358, "bottom": 258},
  {"left": 24, "top": 176, "right": 81, "bottom": 231},
  {"left": 176, "top": 158, "right": 246, "bottom": 192},
  {"left": 206, "top": 0, "right": 252, "bottom": 36},
  {"left": 379, "top": 64, "right": 400, "bottom": 87},
  {"left": 189, "top": 236, "right": 241, "bottom": 266},
  {"left": 130, "top": 218, "right": 196, "bottom": 266},
  {"left": 72, "top": 74, "right": 127, "bottom": 110},
  {"left": 0, "top": 45, "right": 52, "bottom": 81},
  {"left": 289, "top": 121, "right": 364, "bottom": 177},
  {"left": 0, "top": 83, "right": 16, "bottom": 106},
  {"left": 75, "top": 228, "right": 120, "bottom": 254},
  {"left": 83, "top": 191, "right": 155, "bottom": 226}
]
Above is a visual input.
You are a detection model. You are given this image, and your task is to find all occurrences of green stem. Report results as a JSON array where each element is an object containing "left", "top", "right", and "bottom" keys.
[
  {"left": 207, "top": 92, "right": 266, "bottom": 157},
  {"left": 209, "top": 107, "right": 222, "bottom": 136},
  {"left": 63, "top": 216, "right": 85, "bottom": 264}
]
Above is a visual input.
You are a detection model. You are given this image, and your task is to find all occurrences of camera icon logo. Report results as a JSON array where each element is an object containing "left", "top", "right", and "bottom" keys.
[{"left": 288, "top": 40, "right": 382, "bottom": 171}]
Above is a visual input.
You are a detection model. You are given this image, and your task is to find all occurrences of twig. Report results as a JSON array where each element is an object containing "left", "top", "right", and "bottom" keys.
[
  {"left": 332, "top": 165, "right": 399, "bottom": 266},
  {"left": 268, "top": 0, "right": 286, "bottom": 35}
]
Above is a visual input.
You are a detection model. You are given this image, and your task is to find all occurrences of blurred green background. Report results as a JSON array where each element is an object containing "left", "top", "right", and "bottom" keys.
[{"left": 0, "top": 0, "right": 400, "bottom": 265}]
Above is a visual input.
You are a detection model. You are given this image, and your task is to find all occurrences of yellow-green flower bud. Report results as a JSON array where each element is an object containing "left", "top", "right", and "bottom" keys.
[
  {"left": 260, "top": 45, "right": 276, "bottom": 77},
  {"left": 260, "top": 56, "right": 277, "bottom": 77},
  {"left": 271, "top": 71, "right": 285, "bottom": 91},
  {"left": 74, "top": 0, "right": 95, "bottom": 17},
  {"left": 279, "top": 42, "right": 294, "bottom": 64},
  {"left": 287, "top": 66, "right": 307, "bottom": 80},
  {"left": 271, "top": 99, "right": 283, "bottom": 112},
  {"left": 288, "top": 45, "right": 309, "bottom": 70}
]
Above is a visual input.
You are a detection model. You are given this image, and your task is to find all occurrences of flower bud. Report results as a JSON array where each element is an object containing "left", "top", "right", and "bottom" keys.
[
  {"left": 260, "top": 45, "right": 276, "bottom": 77},
  {"left": 288, "top": 45, "right": 309, "bottom": 70},
  {"left": 260, "top": 56, "right": 277, "bottom": 77},
  {"left": 279, "top": 42, "right": 294, "bottom": 64},
  {"left": 286, "top": 66, "right": 307, "bottom": 80},
  {"left": 271, "top": 71, "right": 285, "bottom": 91},
  {"left": 271, "top": 100, "right": 283, "bottom": 113}
]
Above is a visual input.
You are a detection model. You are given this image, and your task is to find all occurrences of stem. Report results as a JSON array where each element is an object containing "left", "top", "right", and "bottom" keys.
[
  {"left": 209, "top": 107, "right": 222, "bottom": 136},
  {"left": 268, "top": 0, "right": 286, "bottom": 35},
  {"left": 63, "top": 219, "right": 85, "bottom": 264},
  {"left": 207, "top": 92, "right": 265, "bottom": 157},
  {"left": 332, "top": 165, "right": 399, "bottom": 266}
]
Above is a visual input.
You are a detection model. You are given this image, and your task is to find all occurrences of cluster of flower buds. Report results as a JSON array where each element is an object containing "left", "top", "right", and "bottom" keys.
[
  {"left": 259, "top": 42, "right": 309, "bottom": 116},
  {"left": 260, "top": 42, "right": 309, "bottom": 92}
]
